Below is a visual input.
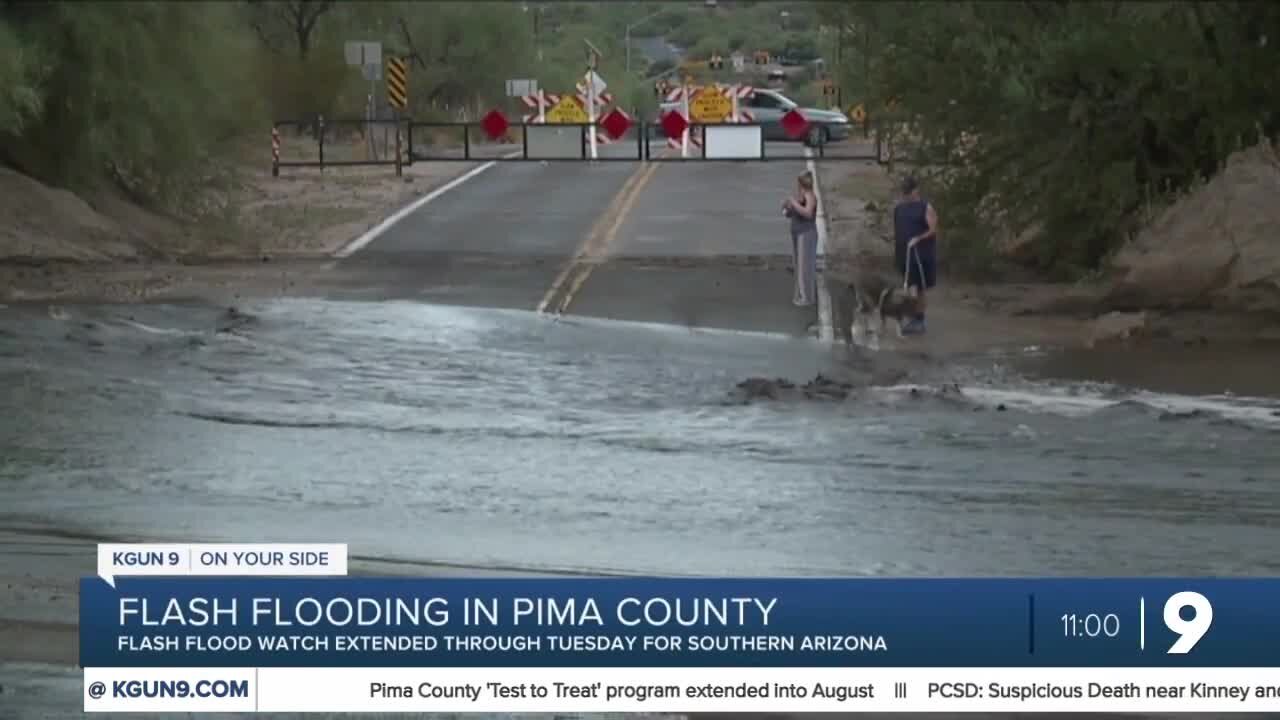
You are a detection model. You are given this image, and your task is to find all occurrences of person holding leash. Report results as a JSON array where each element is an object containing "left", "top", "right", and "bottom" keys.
[
  {"left": 783, "top": 171, "right": 819, "bottom": 307},
  {"left": 893, "top": 176, "right": 939, "bottom": 335}
]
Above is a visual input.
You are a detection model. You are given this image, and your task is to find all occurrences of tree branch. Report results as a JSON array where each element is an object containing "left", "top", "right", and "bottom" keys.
[{"left": 396, "top": 16, "right": 428, "bottom": 69}]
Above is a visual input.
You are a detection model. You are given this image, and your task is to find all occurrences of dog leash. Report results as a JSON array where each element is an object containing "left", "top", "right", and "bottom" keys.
[{"left": 903, "top": 245, "right": 926, "bottom": 289}]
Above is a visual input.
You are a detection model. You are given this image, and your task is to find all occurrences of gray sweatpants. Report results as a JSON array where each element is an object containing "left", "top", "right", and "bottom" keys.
[{"left": 791, "top": 224, "right": 818, "bottom": 306}]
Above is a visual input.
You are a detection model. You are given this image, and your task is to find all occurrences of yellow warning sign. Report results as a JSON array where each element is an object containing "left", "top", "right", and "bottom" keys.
[
  {"left": 849, "top": 104, "right": 866, "bottom": 123},
  {"left": 689, "top": 88, "right": 732, "bottom": 123},
  {"left": 386, "top": 57, "right": 408, "bottom": 111},
  {"left": 545, "top": 95, "right": 588, "bottom": 124}
]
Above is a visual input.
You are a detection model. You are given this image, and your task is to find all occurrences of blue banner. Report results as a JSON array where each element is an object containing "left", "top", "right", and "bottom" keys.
[{"left": 80, "top": 578, "right": 1280, "bottom": 667}]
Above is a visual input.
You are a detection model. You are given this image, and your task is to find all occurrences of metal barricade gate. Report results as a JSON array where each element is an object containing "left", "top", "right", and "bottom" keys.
[
  {"left": 407, "top": 122, "right": 649, "bottom": 163},
  {"left": 271, "top": 117, "right": 409, "bottom": 175},
  {"left": 271, "top": 118, "right": 886, "bottom": 173}
]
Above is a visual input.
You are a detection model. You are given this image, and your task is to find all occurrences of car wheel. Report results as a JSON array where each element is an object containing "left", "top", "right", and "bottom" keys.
[{"left": 805, "top": 126, "right": 828, "bottom": 147}]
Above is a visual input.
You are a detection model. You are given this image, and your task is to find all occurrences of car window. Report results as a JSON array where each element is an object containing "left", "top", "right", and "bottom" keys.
[{"left": 749, "top": 93, "right": 780, "bottom": 109}]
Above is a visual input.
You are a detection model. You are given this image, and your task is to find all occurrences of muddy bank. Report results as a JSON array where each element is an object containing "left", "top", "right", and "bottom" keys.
[{"left": 0, "top": 157, "right": 482, "bottom": 302}]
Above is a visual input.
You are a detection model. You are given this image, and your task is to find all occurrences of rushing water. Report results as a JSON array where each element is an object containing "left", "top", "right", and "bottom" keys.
[
  {"left": 3, "top": 298, "right": 1279, "bottom": 719},
  {"left": 2, "top": 298, "right": 1278, "bottom": 579}
]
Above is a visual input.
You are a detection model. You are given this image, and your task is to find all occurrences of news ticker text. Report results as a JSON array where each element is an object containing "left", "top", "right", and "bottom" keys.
[{"left": 82, "top": 667, "right": 1280, "bottom": 713}]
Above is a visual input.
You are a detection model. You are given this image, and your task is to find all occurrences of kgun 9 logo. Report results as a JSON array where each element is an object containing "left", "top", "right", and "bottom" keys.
[{"left": 1163, "top": 591, "right": 1213, "bottom": 654}]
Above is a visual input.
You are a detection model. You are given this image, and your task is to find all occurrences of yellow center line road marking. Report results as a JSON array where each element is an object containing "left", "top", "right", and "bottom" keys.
[
  {"left": 535, "top": 166, "right": 646, "bottom": 314},
  {"left": 535, "top": 156, "right": 662, "bottom": 314},
  {"left": 555, "top": 160, "right": 661, "bottom": 314}
]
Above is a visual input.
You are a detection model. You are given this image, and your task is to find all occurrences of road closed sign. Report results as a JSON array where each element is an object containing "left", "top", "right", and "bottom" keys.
[
  {"left": 689, "top": 88, "right": 732, "bottom": 123},
  {"left": 546, "top": 95, "right": 588, "bottom": 124}
]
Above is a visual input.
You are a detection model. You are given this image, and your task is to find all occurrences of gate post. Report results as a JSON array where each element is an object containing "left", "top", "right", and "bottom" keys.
[
  {"left": 394, "top": 113, "right": 403, "bottom": 177},
  {"left": 271, "top": 126, "right": 280, "bottom": 177},
  {"left": 318, "top": 115, "right": 326, "bottom": 172}
]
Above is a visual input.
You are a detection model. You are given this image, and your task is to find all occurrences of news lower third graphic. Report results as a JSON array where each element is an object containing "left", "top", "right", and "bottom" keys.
[{"left": 81, "top": 543, "right": 1280, "bottom": 712}]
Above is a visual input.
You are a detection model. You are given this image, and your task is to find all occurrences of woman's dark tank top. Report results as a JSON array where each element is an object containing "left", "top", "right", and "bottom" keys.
[{"left": 894, "top": 198, "right": 934, "bottom": 259}]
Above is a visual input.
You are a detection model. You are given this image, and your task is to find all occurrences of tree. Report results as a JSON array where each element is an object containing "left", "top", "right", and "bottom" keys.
[
  {"left": 391, "top": 2, "right": 536, "bottom": 115},
  {"left": 244, "top": 0, "right": 335, "bottom": 59},
  {"left": 0, "top": 16, "right": 45, "bottom": 138},
  {"left": 820, "top": 0, "right": 1280, "bottom": 276}
]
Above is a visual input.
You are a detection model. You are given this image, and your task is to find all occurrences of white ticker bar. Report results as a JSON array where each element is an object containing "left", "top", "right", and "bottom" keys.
[{"left": 85, "top": 667, "right": 1280, "bottom": 713}]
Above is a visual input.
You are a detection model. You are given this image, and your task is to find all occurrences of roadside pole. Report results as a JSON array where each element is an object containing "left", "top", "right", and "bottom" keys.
[
  {"left": 681, "top": 82, "right": 691, "bottom": 158},
  {"left": 394, "top": 108, "right": 402, "bottom": 177},
  {"left": 583, "top": 39, "right": 604, "bottom": 161},
  {"left": 539, "top": 90, "right": 547, "bottom": 124},
  {"left": 271, "top": 126, "right": 280, "bottom": 177},
  {"left": 587, "top": 72, "right": 599, "bottom": 161},
  {"left": 368, "top": 79, "right": 379, "bottom": 162}
]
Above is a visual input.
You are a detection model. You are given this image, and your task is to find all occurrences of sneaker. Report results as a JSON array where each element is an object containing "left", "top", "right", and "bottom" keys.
[{"left": 899, "top": 318, "right": 926, "bottom": 335}]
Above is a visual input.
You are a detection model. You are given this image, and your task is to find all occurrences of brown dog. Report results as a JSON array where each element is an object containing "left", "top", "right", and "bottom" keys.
[{"left": 844, "top": 271, "right": 920, "bottom": 343}]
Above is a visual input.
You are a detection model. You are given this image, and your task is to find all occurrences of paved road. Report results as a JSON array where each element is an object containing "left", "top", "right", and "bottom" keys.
[{"left": 346, "top": 139, "right": 843, "bottom": 338}]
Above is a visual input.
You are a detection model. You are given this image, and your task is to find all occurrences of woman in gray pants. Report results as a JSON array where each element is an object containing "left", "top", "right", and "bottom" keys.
[{"left": 783, "top": 171, "right": 819, "bottom": 306}]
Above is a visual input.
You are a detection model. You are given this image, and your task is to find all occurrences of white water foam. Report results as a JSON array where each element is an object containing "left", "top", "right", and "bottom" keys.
[{"left": 878, "top": 383, "right": 1280, "bottom": 430}]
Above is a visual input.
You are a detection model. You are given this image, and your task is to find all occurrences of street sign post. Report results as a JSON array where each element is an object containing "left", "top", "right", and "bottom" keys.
[
  {"left": 344, "top": 41, "right": 381, "bottom": 67},
  {"left": 682, "top": 83, "right": 692, "bottom": 157},
  {"left": 583, "top": 40, "right": 603, "bottom": 160},
  {"left": 545, "top": 95, "right": 589, "bottom": 124},
  {"left": 505, "top": 79, "right": 538, "bottom": 97},
  {"left": 386, "top": 57, "right": 408, "bottom": 111},
  {"left": 587, "top": 72, "right": 599, "bottom": 160},
  {"left": 585, "top": 71, "right": 607, "bottom": 99},
  {"left": 347, "top": 40, "right": 386, "bottom": 165},
  {"left": 689, "top": 88, "right": 732, "bottom": 123}
]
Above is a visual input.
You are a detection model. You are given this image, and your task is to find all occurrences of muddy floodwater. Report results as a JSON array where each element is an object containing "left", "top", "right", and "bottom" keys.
[
  {"left": 2, "top": 298, "right": 1278, "bottom": 576},
  {"left": 1, "top": 299, "right": 1279, "bottom": 719}
]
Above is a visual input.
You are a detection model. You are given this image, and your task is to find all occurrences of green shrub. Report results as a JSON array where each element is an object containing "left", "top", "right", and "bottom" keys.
[
  {"left": 0, "top": 2, "right": 267, "bottom": 208},
  {"left": 821, "top": 0, "right": 1280, "bottom": 278}
]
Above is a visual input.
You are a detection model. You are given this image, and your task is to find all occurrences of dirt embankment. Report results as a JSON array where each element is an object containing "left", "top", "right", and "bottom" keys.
[
  {"left": 817, "top": 142, "right": 1280, "bottom": 351},
  {"left": 0, "top": 134, "right": 484, "bottom": 303}
]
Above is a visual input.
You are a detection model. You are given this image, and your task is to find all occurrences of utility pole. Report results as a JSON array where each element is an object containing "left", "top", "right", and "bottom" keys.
[
  {"left": 863, "top": 22, "right": 871, "bottom": 139},
  {"left": 834, "top": 24, "right": 844, "bottom": 109},
  {"left": 530, "top": 3, "right": 543, "bottom": 63},
  {"left": 625, "top": 8, "right": 667, "bottom": 75}
]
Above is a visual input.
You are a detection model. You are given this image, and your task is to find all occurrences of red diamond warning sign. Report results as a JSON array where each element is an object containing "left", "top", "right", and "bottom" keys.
[
  {"left": 480, "top": 109, "right": 509, "bottom": 140},
  {"left": 661, "top": 110, "right": 689, "bottom": 139},
  {"left": 599, "top": 109, "right": 632, "bottom": 140},
  {"left": 780, "top": 109, "right": 810, "bottom": 139}
]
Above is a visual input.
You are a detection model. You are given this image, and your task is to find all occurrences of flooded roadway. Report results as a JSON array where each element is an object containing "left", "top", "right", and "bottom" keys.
[
  {"left": 2, "top": 299, "right": 1278, "bottom": 578},
  {"left": 2, "top": 298, "right": 1279, "bottom": 719}
]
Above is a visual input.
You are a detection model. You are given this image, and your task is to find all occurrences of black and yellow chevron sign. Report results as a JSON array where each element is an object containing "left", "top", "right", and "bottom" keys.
[{"left": 386, "top": 57, "right": 408, "bottom": 110}]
